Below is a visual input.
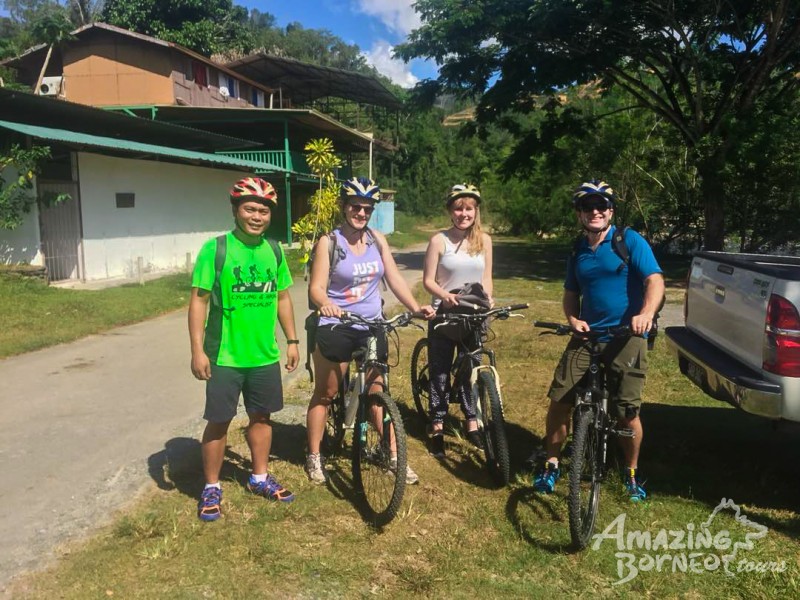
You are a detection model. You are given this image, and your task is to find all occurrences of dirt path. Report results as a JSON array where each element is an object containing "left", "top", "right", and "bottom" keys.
[
  {"left": 0, "top": 239, "right": 682, "bottom": 594},
  {"left": 0, "top": 242, "right": 427, "bottom": 595}
]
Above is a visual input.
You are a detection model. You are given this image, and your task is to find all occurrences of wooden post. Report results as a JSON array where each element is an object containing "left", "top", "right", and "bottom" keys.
[
  {"left": 137, "top": 257, "right": 144, "bottom": 285},
  {"left": 186, "top": 252, "right": 192, "bottom": 272}
]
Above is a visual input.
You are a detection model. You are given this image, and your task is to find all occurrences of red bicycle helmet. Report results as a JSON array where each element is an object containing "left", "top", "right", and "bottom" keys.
[{"left": 230, "top": 177, "right": 278, "bottom": 208}]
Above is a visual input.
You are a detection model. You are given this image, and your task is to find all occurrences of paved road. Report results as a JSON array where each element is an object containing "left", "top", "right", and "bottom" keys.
[{"left": 0, "top": 240, "right": 681, "bottom": 592}]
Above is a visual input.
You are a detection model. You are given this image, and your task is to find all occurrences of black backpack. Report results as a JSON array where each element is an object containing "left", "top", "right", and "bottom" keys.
[{"left": 570, "top": 227, "right": 665, "bottom": 344}]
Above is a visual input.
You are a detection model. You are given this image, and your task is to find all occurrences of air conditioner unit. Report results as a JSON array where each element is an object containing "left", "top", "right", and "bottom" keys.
[
  {"left": 219, "top": 85, "right": 230, "bottom": 98},
  {"left": 39, "top": 76, "right": 63, "bottom": 96}
]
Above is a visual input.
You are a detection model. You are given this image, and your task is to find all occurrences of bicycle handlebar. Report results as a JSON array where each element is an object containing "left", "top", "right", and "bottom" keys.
[
  {"left": 334, "top": 311, "right": 423, "bottom": 330},
  {"left": 436, "top": 303, "right": 530, "bottom": 323},
  {"left": 533, "top": 320, "right": 632, "bottom": 340}
]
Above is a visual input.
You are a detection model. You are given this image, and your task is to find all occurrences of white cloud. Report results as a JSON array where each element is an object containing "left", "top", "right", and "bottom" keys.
[
  {"left": 355, "top": 0, "right": 421, "bottom": 36},
  {"left": 363, "top": 40, "right": 419, "bottom": 87}
]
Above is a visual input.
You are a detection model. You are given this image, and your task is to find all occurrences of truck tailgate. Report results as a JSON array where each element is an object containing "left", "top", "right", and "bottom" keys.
[{"left": 687, "top": 256, "right": 772, "bottom": 370}]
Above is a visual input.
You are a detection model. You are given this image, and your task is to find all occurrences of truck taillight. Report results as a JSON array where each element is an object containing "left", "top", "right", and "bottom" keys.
[{"left": 763, "top": 294, "right": 800, "bottom": 377}]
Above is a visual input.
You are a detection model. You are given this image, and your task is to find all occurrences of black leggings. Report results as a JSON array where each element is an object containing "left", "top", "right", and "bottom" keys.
[{"left": 427, "top": 322, "right": 476, "bottom": 424}]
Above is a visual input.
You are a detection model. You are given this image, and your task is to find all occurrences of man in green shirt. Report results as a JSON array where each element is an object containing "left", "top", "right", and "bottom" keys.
[{"left": 189, "top": 177, "right": 299, "bottom": 522}]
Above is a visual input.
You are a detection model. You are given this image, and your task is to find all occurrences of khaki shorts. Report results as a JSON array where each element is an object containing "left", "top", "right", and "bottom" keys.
[{"left": 547, "top": 335, "right": 648, "bottom": 420}]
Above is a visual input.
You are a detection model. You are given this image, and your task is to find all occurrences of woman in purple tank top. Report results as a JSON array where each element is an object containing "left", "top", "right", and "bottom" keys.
[{"left": 304, "top": 177, "right": 435, "bottom": 486}]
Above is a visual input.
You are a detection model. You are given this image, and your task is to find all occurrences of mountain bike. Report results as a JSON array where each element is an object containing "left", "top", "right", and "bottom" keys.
[
  {"left": 410, "top": 303, "right": 529, "bottom": 486},
  {"left": 324, "top": 311, "right": 423, "bottom": 526},
  {"left": 533, "top": 321, "right": 636, "bottom": 549}
]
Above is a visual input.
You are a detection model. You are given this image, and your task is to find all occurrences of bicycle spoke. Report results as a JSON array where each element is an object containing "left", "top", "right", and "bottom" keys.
[{"left": 352, "top": 393, "right": 407, "bottom": 526}]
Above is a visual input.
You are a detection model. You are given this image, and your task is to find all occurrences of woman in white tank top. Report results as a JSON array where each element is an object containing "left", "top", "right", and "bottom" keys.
[{"left": 422, "top": 184, "right": 493, "bottom": 458}]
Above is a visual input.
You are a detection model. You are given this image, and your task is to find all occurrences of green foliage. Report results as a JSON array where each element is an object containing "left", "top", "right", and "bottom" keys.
[
  {"left": 101, "top": 0, "right": 254, "bottom": 56},
  {"left": 398, "top": 0, "right": 800, "bottom": 250},
  {"left": 29, "top": 5, "right": 73, "bottom": 44},
  {"left": 291, "top": 138, "right": 341, "bottom": 266},
  {"left": 0, "top": 143, "right": 65, "bottom": 230}
]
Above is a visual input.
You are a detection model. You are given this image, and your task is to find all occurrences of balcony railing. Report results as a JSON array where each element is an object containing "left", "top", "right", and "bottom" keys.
[
  {"left": 216, "top": 150, "right": 353, "bottom": 181},
  {"left": 216, "top": 150, "right": 312, "bottom": 175}
]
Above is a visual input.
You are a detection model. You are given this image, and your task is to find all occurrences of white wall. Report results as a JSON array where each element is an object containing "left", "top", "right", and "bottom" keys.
[
  {"left": 78, "top": 153, "right": 244, "bottom": 280},
  {"left": 0, "top": 165, "right": 45, "bottom": 266}
]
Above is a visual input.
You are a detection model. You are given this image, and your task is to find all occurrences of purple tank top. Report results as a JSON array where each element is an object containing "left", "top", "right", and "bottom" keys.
[{"left": 319, "top": 228, "right": 385, "bottom": 327}]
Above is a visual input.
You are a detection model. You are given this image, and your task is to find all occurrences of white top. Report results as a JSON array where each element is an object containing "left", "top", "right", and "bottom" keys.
[{"left": 432, "top": 231, "right": 486, "bottom": 308}]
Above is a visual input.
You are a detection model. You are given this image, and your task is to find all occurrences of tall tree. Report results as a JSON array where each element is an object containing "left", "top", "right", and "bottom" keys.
[
  {"left": 101, "top": 0, "right": 254, "bottom": 56},
  {"left": 397, "top": 0, "right": 800, "bottom": 250}
]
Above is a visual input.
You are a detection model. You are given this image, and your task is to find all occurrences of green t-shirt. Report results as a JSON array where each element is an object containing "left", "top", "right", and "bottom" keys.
[{"left": 192, "top": 232, "right": 293, "bottom": 367}]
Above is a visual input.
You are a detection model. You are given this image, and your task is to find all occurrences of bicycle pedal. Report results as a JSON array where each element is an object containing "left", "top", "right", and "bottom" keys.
[{"left": 614, "top": 428, "right": 636, "bottom": 438}]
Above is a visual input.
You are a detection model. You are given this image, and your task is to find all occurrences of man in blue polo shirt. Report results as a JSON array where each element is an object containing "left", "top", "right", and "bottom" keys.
[{"left": 533, "top": 179, "right": 664, "bottom": 501}]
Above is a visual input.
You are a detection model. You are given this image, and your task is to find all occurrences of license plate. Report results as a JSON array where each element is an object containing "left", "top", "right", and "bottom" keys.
[{"left": 685, "top": 359, "right": 706, "bottom": 389}]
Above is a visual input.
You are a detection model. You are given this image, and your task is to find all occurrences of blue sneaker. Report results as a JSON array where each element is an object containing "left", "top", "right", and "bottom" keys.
[
  {"left": 625, "top": 468, "right": 647, "bottom": 502},
  {"left": 247, "top": 474, "right": 295, "bottom": 503},
  {"left": 533, "top": 461, "right": 560, "bottom": 493},
  {"left": 198, "top": 486, "right": 222, "bottom": 521}
]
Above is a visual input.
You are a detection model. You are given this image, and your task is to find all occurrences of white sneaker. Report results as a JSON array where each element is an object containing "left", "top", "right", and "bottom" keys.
[
  {"left": 389, "top": 457, "right": 419, "bottom": 485},
  {"left": 405, "top": 462, "right": 420, "bottom": 485},
  {"left": 305, "top": 453, "right": 327, "bottom": 484}
]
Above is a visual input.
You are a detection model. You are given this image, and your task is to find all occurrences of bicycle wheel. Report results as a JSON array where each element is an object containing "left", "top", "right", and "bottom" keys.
[
  {"left": 323, "top": 396, "right": 345, "bottom": 455},
  {"left": 352, "top": 392, "right": 407, "bottom": 526},
  {"left": 476, "top": 370, "right": 510, "bottom": 486},
  {"left": 568, "top": 405, "right": 602, "bottom": 550},
  {"left": 410, "top": 337, "right": 431, "bottom": 424}
]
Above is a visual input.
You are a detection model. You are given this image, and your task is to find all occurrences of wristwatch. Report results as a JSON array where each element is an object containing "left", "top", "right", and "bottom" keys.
[{"left": 287, "top": 339, "right": 300, "bottom": 345}]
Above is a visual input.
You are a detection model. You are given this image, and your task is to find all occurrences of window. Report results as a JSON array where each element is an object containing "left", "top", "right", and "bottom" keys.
[
  {"left": 116, "top": 193, "right": 135, "bottom": 208},
  {"left": 192, "top": 61, "right": 208, "bottom": 87},
  {"left": 218, "top": 72, "right": 238, "bottom": 98}
]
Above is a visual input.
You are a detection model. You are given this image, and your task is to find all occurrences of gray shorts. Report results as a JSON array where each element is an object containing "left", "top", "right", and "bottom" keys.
[
  {"left": 204, "top": 362, "right": 284, "bottom": 423},
  {"left": 547, "top": 335, "right": 648, "bottom": 420}
]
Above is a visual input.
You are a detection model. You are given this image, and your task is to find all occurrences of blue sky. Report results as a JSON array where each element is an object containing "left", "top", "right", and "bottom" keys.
[{"left": 240, "top": 1, "right": 435, "bottom": 86}]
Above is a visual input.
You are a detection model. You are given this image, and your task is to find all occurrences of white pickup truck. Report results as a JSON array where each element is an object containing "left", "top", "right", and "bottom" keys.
[{"left": 665, "top": 251, "right": 800, "bottom": 422}]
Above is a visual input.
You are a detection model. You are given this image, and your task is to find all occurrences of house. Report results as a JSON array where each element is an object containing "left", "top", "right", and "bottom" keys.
[
  {"left": 1, "top": 23, "right": 400, "bottom": 282},
  {"left": 0, "top": 88, "right": 283, "bottom": 281}
]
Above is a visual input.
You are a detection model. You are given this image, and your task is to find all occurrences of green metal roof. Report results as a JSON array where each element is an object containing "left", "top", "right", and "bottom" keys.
[{"left": 0, "top": 119, "right": 286, "bottom": 173}]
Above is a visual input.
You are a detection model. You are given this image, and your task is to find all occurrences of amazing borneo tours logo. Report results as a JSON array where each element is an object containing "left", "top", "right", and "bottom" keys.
[{"left": 591, "top": 498, "right": 787, "bottom": 585}]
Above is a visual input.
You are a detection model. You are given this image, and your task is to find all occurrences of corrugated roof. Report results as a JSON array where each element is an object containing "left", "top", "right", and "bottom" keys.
[
  {"left": 0, "top": 119, "right": 285, "bottom": 173},
  {"left": 0, "top": 88, "right": 260, "bottom": 152},
  {"left": 226, "top": 53, "right": 402, "bottom": 109}
]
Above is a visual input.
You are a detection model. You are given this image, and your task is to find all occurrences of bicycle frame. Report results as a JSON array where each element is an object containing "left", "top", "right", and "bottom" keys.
[
  {"left": 343, "top": 335, "right": 390, "bottom": 427},
  {"left": 572, "top": 338, "right": 613, "bottom": 480}
]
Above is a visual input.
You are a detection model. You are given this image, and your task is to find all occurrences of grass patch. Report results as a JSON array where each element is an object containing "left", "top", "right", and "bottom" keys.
[
  {"left": 387, "top": 210, "right": 450, "bottom": 248},
  {"left": 9, "top": 238, "right": 799, "bottom": 598},
  {"left": 0, "top": 272, "right": 191, "bottom": 358}
]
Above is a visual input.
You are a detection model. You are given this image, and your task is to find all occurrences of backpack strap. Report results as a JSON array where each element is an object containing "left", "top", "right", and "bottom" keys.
[
  {"left": 610, "top": 226, "right": 631, "bottom": 274},
  {"left": 327, "top": 231, "right": 345, "bottom": 287},
  {"left": 611, "top": 227, "right": 665, "bottom": 340},
  {"left": 210, "top": 234, "right": 227, "bottom": 311},
  {"left": 265, "top": 237, "right": 283, "bottom": 271}
]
